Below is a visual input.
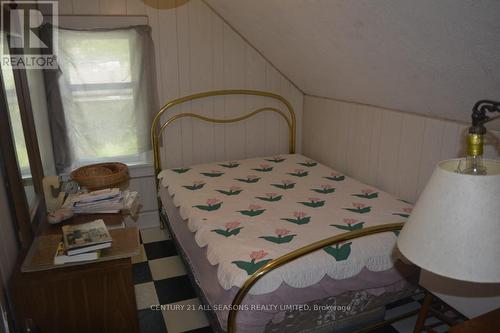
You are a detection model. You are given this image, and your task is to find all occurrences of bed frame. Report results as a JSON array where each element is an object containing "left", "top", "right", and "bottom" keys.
[{"left": 151, "top": 90, "right": 412, "bottom": 333}]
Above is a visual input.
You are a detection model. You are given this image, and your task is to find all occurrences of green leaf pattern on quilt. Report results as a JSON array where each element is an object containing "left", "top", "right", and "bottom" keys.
[
  {"left": 252, "top": 164, "right": 274, "bottom": 172},
  {"left": 216, "top": 186, "right": 243, "bottom": 196},
  {"left": 161, "top": 154, "right": 414, "bottom": 290},
  {"left": 264, "top": 156, "right": 286, "bottom": 163},
  {"left": 298, "top": 160, "right": 317, "bottom": 167},
  {"left": 193, "top": 198, "right": 223, "bottom": 211},
  {"left": 352, "top": 189, "right": 379, "bottom": 199},
  {"left": 211, "top": 222, "right": 243, "bottom": 237},
  {"left": 183, "top": 181, "right": 205, "bottom": 191},
  {"left": 235, "top": 175, "right": 261, "bottom": 183},
  {"left": 288, "top": 169, "right": 309, "bottom": 177},
  {"left": 256, "top": 193, "right": 282, "bottom": 202},
  {"left": 343, "top": 203, "right": 371, "bottom": 214},
  {"left": 323, "top": 242, "right": 352, "bottom": 261},
  {"left": 311, "top": 184, "right": 335, "bottom": 194},
  {"left": 200, "top": 170, "right": 224, "bottom": 177},
  {"left": 392, "top": 207, "right": 412, "bottom": 218},
  {"left": 259, "top": 229, "right": 296, "bottom": 244},
  {"left": 232, "top": 250, "right": 273, "bottom": 275},
  {"left": 281, "top": 211, "right": 311, "bottom": 225},
  {"left": 323, "top": 172, "right": 345, "bottom": 181},
  {"left": 331, "top": 219, "right": 365, "bottom": 231},
  {"left": 173, "top": 167, "right": 190, "bottom": 174},
  {"left": 219, "top": 161, "right": 240, "bottom": 168},
  {"left": 299, "top": 197, "right": 325, "bottom": 208},
  {"left": 271, "top": 180, "right": 295, "bottom": 189},
  {"left": 238, "top": 204, "right": 266, "bottom": 217}
]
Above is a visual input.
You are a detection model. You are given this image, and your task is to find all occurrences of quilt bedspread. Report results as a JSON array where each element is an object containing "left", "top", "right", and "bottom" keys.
[{"left": 158, "top": 154, "right": 412, "bottom": 295}]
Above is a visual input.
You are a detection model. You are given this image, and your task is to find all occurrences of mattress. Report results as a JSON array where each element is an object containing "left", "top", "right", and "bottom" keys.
[
  {"left": 158, "top": 154, "right": 413, "bottom": 294},
  {"left": 161, "top": 188, "right": 417, "bottom": 332},
  {"left": 158, "top": 154, "right": 418, "bottom": 332}
]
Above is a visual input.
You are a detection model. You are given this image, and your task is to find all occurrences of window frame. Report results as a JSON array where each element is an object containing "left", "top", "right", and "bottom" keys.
[{"left": 0, "top": 4, "right": 47, "bottom": 249}]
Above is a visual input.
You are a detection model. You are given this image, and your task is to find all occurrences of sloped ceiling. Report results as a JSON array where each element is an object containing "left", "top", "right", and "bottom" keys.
[{"left": 206, "top": 0, "right": 500, "bottom": 127}]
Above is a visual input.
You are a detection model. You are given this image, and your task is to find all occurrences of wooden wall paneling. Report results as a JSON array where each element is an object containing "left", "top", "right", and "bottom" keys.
[
  {"left": 301, "top": 97, "right": 314, "bottom": 158},
  {"left": 303, "top": 96, "right": 499, "bottom": 202},
  {"left": 223, "top": 23, "right": 247, "bottom": 160},
  {"left": 314, "top": 98, "right": 335, "bottom": 168},
  {"left": 276, "top": 76, "right": 288, "bottom": 153},
  {"left": 484, "top": 129, "right": 500, "bottom": 159},
  {"left": 333, "top": 103, "right": 350, "bottom": 173},
  {"left": 346, "top": 104, "right": 371, "bottom": 183},
  {"left": 289, "top": 81, "right": 303, "bottom": 153},
  {"left": 211, "top": 10, "right": 226, "bottom": 162},
  {"left": 57, "top": 0, "right": 73, "bottom": 15},
  {"left": 158, "top": 1, "right": 183, "bottom": 169},
  {"left": 439, "top": 122, "right": 462, "bottom": 161},
  {"left": 128, "top": 177, "right": 158, "bottom": 212},
  {"left": 278, "top": 78, "right": 295, "bottom": 153},
  {"left": 145, "top": 0, "right": 161, "bottom": 100},
  {"left": 318, "top": 100, "right": 335, "bottom": 169},
  {"left": 176, "top": 1, "right": 194, "bottom": 166},
  {"left": 244, "top": 46, "right": 267, "bottom": 158},
  {"left": 457, "top": 125, "right": 469, "bottom": 157},
  {"left": 300, "top": 97, "right": 313, "bottom": 157},
  {"left": 72, "top": 0, "right": 99, "bottom": 14},
  {"left": 189, "top": 0, "right": 215, "bottom": 165},
  {"left": 415, "top": 118, "right": 446, "bottom": 197},
  {"left": 366, "top": 107, "right": 383, "bottom": 187},
  {"left": 396, "top": 114, "right": 426, "bottom": 202},
  {"left": 264, "top": 63, "right": 282, "bottom": 156},
  {"left": 100, "top": 0, "right": 126, "bottom": 15},
  {"left": 344, "top": 103, "right": 360, "bottom": 178},
  {"left": 125, "top": 0, "right": 146, "bottom": 15},
  {"left": 375, "top": 110, "right": 403, "bottom": 196}
]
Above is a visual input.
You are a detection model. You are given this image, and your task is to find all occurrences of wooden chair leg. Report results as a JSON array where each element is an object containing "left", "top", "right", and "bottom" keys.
[{"left": 414, "top": 293, "right": 433, "bottom": 333}]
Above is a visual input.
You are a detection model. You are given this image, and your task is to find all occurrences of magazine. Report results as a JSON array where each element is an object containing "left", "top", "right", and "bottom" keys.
[
  {"left": 62, "top": 219, "right": 112, "bottom": 256},
  {"left": 53, "top": 241, "right": 100, "bottom": 265}
]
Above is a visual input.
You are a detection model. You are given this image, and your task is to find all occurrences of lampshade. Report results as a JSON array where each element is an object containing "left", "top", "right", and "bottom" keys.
[{"left": 397, "top": 158, "right": 500, "bottom": 283}]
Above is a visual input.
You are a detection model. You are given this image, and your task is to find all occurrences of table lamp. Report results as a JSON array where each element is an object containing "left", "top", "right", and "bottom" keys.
[
  {"left": 397, "top": 158, "right": 500, "bottom": 282},
  {"left": 397, "top": 100, "right": 500, "bottom": 283}
]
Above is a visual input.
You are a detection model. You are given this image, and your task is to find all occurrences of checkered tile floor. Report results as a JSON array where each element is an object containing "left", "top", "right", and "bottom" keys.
[{"left": 133, "top": 227, "right": 463, "bottom": 333}]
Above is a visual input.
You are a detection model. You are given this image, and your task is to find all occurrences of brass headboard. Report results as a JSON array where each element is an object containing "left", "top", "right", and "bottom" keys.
[{"left": 150, "top": 89, "right": 296, "bottom": 175}]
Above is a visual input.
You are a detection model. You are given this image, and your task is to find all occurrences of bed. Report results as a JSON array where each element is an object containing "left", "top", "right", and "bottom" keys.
[{"left": 152, "top": 90, "right": 419, "bottom": 333}]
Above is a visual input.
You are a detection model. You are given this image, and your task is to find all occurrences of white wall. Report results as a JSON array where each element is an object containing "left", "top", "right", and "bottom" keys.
[
  {"left": 57, "top": 0, "right": 303, "bottom": 169},
  {"left": 303, "top": 95, "right": 500, "bottom": 203}
]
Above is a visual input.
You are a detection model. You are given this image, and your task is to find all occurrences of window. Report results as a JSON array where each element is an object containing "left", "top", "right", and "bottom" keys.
[{"left": 46, "top": 26, "right": 157, "bottom": 172}]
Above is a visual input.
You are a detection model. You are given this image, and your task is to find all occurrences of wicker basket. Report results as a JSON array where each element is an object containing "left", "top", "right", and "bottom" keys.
[{"left": 71, "top": 162, "right": 129, "bottom": 190}]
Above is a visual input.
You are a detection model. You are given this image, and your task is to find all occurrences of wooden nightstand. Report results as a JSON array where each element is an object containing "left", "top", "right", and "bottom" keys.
[{"left": 10, "top": 214, "right": 140, "bottom": 333}]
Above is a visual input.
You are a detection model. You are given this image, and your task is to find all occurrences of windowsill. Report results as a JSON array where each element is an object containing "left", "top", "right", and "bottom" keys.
[
  {"left": 127, "top": 161, "right": 155, "bottom": 178},
  {"left": 60, "top": 152, "right": 155, "bottom": 180}
]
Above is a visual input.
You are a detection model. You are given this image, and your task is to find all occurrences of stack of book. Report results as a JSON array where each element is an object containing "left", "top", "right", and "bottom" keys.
[
  {"left": 62, "top": 188, "right": 139, "bottom": 214},
  {"left": 54, "top": 219, "right": 112, "bottom": 265}
]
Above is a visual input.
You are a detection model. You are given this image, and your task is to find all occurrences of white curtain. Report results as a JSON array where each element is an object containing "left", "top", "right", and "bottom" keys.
[{"left": 44, "top": 25, "right": 157, "bottom": 172}]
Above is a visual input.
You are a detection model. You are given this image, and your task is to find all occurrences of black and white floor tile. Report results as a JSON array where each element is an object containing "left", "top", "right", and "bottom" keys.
[{"left": 133, "top": 227, "right": 463, "bottom": 333}]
